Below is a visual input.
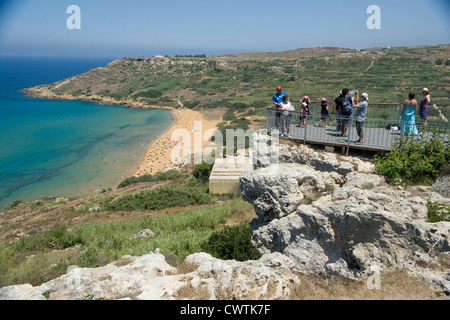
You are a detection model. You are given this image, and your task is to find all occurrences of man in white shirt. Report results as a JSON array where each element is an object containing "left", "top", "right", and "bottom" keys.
[
  {"left": 280, "top": 95, "right": 295, "bottom": 137},
  {"left": 354, "top": 93, "right": 369, "bottom": 143}
]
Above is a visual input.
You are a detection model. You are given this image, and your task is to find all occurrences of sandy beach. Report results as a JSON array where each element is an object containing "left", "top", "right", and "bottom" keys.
[{"left": 133, "top": 108, "right": 222, "bottom": 176}]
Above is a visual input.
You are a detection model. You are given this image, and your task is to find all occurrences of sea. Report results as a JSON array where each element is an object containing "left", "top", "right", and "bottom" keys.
[{"left": 0, "top": 56, "right": 174, "bottom": 211}]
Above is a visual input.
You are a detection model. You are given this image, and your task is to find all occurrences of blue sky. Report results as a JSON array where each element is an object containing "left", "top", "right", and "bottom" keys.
[{"left": 0, "top": 0, "right": 449, "bottom": 57}]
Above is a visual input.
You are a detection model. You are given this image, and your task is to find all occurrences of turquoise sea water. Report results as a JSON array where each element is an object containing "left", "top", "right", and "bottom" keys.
[{"left": 0, "top": 57, "right": 173, "bottom": 210}]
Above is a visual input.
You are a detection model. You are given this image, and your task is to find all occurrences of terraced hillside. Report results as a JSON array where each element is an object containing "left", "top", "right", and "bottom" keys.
[{"left": 24, "top": 45, "right": 450, "bottom": 119}]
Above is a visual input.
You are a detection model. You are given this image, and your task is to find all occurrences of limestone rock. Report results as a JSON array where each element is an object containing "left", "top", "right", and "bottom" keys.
[
  {"left": 242, "top": 161, "right": 450, "bottom": 293},
  {"left": 0, "top": 251, "right": 300, "bottom": 300},
  {"left": 240, "top": 163, "right": 327, "bottom": 220}
]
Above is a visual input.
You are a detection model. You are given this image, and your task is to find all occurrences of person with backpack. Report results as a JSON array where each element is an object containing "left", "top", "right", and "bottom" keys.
[
  {"left": 338, "top": 88, "right": 357, "bottom": 137},
  {"left": 334, "top": 91, "right": 343, "bottom": 131}
]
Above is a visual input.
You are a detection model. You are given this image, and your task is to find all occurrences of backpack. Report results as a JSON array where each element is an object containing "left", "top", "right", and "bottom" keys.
[{"left": 341, "top": 97, "right": 353, "bottom": 116}]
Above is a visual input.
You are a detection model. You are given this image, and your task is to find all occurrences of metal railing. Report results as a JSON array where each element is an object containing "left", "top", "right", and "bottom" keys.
[{"left": 267, "top": 107, "right": 450, "bottom": 151}]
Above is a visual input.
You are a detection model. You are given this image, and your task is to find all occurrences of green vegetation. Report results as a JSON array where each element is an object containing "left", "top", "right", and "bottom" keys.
[
  {"left": 426, "top": 201, "right": 450, "bottom": 223},
  {"left": 373, "top": 132, "right": 450, "bottom": 185},
  {"left": 192, "top": 161, "right": 213, "bottom": 183},
  {"left": 105, "top": 185, "right": 212, "bottom": 211},
  {"left": 118, "top": 169, "right": 181, "bottom": 188},
  {"left": 202, "top": 223, "right": 261, "bottom": 261}
]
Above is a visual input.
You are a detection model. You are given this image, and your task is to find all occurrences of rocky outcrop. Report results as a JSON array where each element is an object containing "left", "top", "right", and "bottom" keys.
[
  {"left": 0, "top": 250, "right": 299, "bottom": 300},
  {"left": 242, "top": 133, "right": 450, "bottom": 294}
]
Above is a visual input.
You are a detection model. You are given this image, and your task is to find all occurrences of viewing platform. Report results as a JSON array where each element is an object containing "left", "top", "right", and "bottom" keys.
[{"left": 266, "top": 102, "right": 450, "bottom": 155}]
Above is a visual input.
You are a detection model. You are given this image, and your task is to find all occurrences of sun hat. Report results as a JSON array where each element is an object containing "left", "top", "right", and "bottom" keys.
[
  {"left": 362, "top": 93, "right": 369, "bottom": 100},
  {"left": 276, "top": 86, "right": 282, "bottom": 90},
  {"left": 303, "top": 95, "right": 309, "bottom": 99},
  {"left": 321, "top": 98, "right": 327, "bottom": 102},
  {"left": 422, "top": 88, "right": 429, "bottom": 93}
]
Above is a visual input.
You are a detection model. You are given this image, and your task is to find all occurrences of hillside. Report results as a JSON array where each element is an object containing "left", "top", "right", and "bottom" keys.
[{"left": 23, "top": 45, "right": 450, "bottom": 120}]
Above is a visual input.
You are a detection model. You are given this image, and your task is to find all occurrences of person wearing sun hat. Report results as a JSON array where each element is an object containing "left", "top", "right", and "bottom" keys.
[
  {"left": 419, "top": 88, "right": 431, "bottom": 133},
  {"left": 272, "top": 86, "right": 286, "bottom": 130},
  {"left": 354, "top": 92, "right": 369, "bottom": 143}
]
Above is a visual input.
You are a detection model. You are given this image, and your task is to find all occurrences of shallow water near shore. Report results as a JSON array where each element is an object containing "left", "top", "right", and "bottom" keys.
[{"left": 0, "top": 57, "right": 173, "bottom": 210}]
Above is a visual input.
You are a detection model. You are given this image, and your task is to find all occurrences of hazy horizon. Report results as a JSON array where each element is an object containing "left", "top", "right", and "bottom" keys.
[{"left": 0, "top": 0, "right": 448, "bottom": 58}]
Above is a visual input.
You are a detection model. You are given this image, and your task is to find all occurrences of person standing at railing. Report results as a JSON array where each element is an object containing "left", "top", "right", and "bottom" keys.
[
  {"left": 419, "top": 88, "right": 431, "bottom": 134},
  {"left": 299, "top": 102, "right": 309, "bottom": 127},
  {"left": 334, "top": 91, "right": 343, "bottom": 131},
  {"left": 297, "top": 96, "right": 311, "bottom": 127},
  {"left": 400, "top": 92, "right": 419, "bottom": 136},
  {"left": 280, "top": 95, "right": 295, "bottom": 137},
  {"left": 272, "top": 86, "right": 286, "bottom": 130},
  {"left": 338, "top": 88, "right": 357, "bottom": 137},
  {"left": 354, "top": 93, "right": 369, "bottom": 143},
  {"left": 316, "top": 98, "right": 329, "bottom": 127}
]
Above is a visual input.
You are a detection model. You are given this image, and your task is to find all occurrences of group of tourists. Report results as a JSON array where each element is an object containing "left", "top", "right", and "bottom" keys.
[
  {"left": 272, "top": 85, "right": 431, "bottom": 142},
  {"left": 272, "top": 86, "right": 369, "bottom": 143}
]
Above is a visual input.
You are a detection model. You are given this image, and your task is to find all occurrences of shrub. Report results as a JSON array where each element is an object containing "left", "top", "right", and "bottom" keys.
[
  {"left": 202, "top": 224, "right": 261, "bottom": 261},
  {"left": 427, "top": 201, "right": 450, "bottom": 223},
  {"left": 105, "top": 186, "right": 212, "bottom": 211},
  {"left": 118, "top": 170, "right": 181, "bottom": 188},
  {"left": 133, "top": 89, "right": 163, "bottom": 99},
  {"left": 192, "top": 161, "right": 213, "bottom": 183},
  {"left": 373, "top": 132, "right": 450, "bottom": 185}
]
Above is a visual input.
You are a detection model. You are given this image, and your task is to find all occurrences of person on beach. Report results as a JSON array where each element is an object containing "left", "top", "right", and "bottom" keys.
[
  {"left": 279, "top": 95, "right": 295, "bottom": 137},
  {"left": 400, "top": 92, "right": 419, "bottom": 136},
  {"left": 339, "top": 88, "right": 357, "bottom": 137},
  {"left": 316, "top": 98, "right": 329, "bottom": 127},
  {"left": 272, "top": 86, "right": 286, "bottom": 130},
  {"left": 354, "top": 92, "right": 369, "bottom": 143},
  {"left": 419, "top": 88, "right": 431, "bottom": 133}
]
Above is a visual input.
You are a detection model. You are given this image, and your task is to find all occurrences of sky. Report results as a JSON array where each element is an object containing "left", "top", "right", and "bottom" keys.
[{"left": 0, "top": 0, "right": 449, "bottom": 58}]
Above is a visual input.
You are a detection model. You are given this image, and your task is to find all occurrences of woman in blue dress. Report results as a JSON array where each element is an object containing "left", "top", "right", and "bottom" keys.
[{"left": 400, "top": 92, "right": 418, "bottom": 136}]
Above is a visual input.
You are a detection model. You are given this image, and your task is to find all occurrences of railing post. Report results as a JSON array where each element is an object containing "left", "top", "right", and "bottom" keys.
[
  {"left": 346, "top": 116, "right": 352, "bottom": 156},
  {"left": 304, "top": 114, "right": 308, "bottom": 144}
]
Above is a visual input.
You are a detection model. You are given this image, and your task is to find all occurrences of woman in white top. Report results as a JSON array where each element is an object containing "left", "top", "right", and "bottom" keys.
[{"left": 280, "top": 95, "right": 295, "bottom": 137}]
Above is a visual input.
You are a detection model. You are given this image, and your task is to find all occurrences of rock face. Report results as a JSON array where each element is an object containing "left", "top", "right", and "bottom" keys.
[
  {"left": 0, "top": 250, "right": 299, "bottom": 300},
  {"left": 242, "top": 133, "right": 450, "bottom": 294}
]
